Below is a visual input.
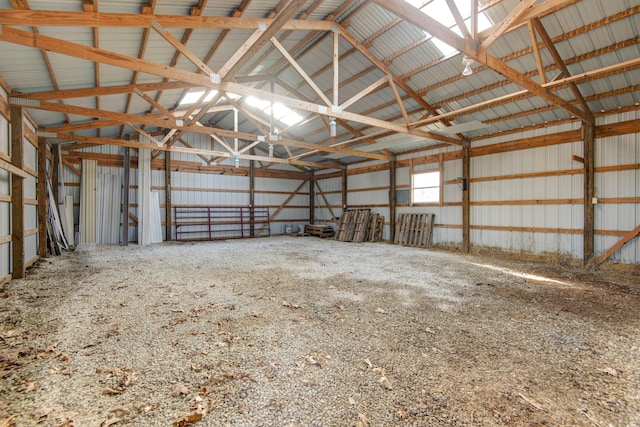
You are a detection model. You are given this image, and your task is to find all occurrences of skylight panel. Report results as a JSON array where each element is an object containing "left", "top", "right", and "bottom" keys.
[
  {"left": 421, "top": 0, "right": 455, "bottom": 27},
  {"left": 404, "top": 0, "right": 494, "bottom": 57},
  {"left": 245, "top": 97, "right": 303, "bottom": 127},
  {"left": 179, "top": 89, "right": 216, "bottom": 106}
]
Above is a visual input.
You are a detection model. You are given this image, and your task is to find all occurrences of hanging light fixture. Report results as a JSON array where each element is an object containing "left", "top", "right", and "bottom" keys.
[
  {"left": 268, "top": 144, "right": 274, "bottom": 157},
  {"left": 234, "top": 152, "right": 240, "bottom": 168},
  {"left": 330, "top": 118, "right": 336, "bottom": 137},
  {"left": 462, "top": 56, "right": 474, "bottom": 76}
]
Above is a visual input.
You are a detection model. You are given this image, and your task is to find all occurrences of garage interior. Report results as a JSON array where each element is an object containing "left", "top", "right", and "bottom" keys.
[{"left": 0, "top": 0, "right": 639, "bottom": 425}]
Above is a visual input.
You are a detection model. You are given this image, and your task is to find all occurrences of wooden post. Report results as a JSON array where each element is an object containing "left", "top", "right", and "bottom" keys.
[
  {"left": 249, "top": 149, "right": 255, "bottom": 236},
  {"left": 309, "top": 170, "right": 315, "bottom": 225},
  {"left": 37, "top": 136, "right": 48, "bottom": 259},
  {"left": 583, "top": 123, "right": 595, "bottom": 265},
  {"left": 462, "top": 146, "right": 470, "bottom": 253},
  {"left": 165, "top": 150, "right": 172, "bottom": 241},
  {"left": 389, "top": 159, "right": 396, "bottom": 242},
  {"left": 341, "top": 168, "right": 348, "bottom": 210},
  {"left": 52, "top": 144, "right": 60, "bottom": 206},
  {"left": 122, "top": 146, "right": 130, "bottom": 246},
  {"left": 10, "top": 106, "right": 25, "bottom": 279}
]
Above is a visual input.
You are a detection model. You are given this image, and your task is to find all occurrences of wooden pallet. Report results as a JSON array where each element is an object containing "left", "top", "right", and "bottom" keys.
[
  {"left": 304, "top": 224, "right": 335, "bottom": 238},
  {"left": 368, "top": 214, "right": 384, "bottom": 242},
  {"left": 336, "top": 209, "right": 384, "bottom": 243},
  {"left": 394, "top": 213, "right": 434, "bottom": 248}
]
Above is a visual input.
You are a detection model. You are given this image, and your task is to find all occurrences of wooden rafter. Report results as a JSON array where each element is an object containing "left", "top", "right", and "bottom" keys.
[
  {"left": 118, "top": 0, "right": 156, "bottom": 138},
  {"left": 9, "top": 0, "right": 72, "bottom": 125},
  {"left": 477, "top": 0, "right": 581, "bottom": 41},
  {"left": 54, "top": 133, "right": 336, "bottom": 169},
  {"left": 445, "top": 0, "right": 470, "bottom": 41},
  {"left": 527, "top": 21, "right": 547, "bottom": 84},
  {"left": 83, "top": 0, "right": 101, "bottom": 135},
  {"left": 21, "top": 98, "right": 389, "bottom": 162},
  {"left": 150, "top": 19, "right": 213, "bottom": 76},
  {"left": 221, "top": 0, "right": 307, "bottom": 79},
  {"left": 372, "top": 0, "right": 593, "bottom": 125},
  {"left": 339, "top": 76, "right": 388, "bottom": 111},
  {"left": 477, "top": 0, "right": 537, "bottom": 54},
  {"left": 531, "top": 17, "right": 593, "bottom": 121},
  {"left": 0, "top": 25, "right": 463, "bottom": 146},
  {"left": 146, "top": 0, "right": 209, "bottom": 127},
  {"left": 0, "top": 9, "right": 334, "bottom": 31},
  {"left": 270, "top": 36, "right": 332, "bottom": 107}
]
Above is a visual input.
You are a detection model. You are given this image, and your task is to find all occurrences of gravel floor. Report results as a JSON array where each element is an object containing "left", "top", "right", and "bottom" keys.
[{"left": 1, "top": 236, "right": 639, "bottom": 426}]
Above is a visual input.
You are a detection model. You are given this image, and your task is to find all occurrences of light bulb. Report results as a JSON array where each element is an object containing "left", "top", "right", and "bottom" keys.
[
  {"left": 330, "top": 118, "right": 336, "bottom": 137},
  {"left": 462, "top": 56, "right": 474, "bottom": 76},
  {"left": 268, "top": 144, "right": 273, "bottom": 157},
  {"left": 234, "top": 152, "right": 240, "bottom": 168}
]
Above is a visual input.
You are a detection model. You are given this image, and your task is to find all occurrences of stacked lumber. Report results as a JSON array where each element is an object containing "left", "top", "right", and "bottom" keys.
[
  {"left": 394, "top": 213, "right": 435, "bottom": 248},
  {"left": 336, "top": 209, "right": 384, "bottom": 243},
  {"left": 304, "top": 224, "right": 335, "bottom": 238}
]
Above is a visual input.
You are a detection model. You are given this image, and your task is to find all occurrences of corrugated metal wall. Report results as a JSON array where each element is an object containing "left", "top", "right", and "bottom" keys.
[
  {"left": 595, "top": 111, "right": 640, "bottom": 264},
  {"left": 23, "top": 119, "right": 38, "bottom": 263},
  {"left": 0, "top": 87, "right": 9, "bottom": 280},
  {"left": 348, "top": 164, "right": 391, "bottom": 240},
  {"left": 471, "top": 122, "right": 584, "bottom": 257},
  {"left": 313, "top": 173, "right": 341, "bottom": 231},
  {"left": 60, "top": 132, "right": 310, "bottom": 243},
  {"left": 322, "top": 116, "right": 638, "bottom": 265}
]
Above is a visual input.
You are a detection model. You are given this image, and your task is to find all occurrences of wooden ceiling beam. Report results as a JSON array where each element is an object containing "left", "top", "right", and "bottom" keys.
[
  {"left": 222, "top": 0, "right": 306, "bottom": 79},
  {"left": 476, "top": 0, "right": 537, "bottom": 54},
  {"left": 270, "top": 36, "right": 332, "bottom": 107},
  {"left": 53, "top": 133, "right": 338, "bottom": 169},
  {"left": 27, "top": 99, "right": 390, "bottom": 162},
  {"left": 9, "top": 0, "right": 73, "bottom": 125},
  {"left": 372, "top": 0, "right": 465, "bottom": 51},
  {"left": 0, "top": 9, "right": 334, "bottom": 31},
  {"left": 410, "top": 56, "right": 640, "bottom": 127},
  {"left": 477, "top": 0, "right": 581, "bottom": 41},
  {"left": 150, "top": 19, "right": 214, "bottom": 76},
  {"left": 531, "top": 17, "right": 594, "bottom": 122},
  {"left": 0, "top": 25, "right": 462, "bottom": 146},
  {"left": 527, "top": 21, "right": 547, "bottom": 84},
  {"left": 12, "top": 81, "right": 197, "bottom": 101},
  {"left": 445, "top": 0, "right": 470, "bottom": 41},
  {"left": 373, "top": 0, "right": 593, "bottom": 125}
]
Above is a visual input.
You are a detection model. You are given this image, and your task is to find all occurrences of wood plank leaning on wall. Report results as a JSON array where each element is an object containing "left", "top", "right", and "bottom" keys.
[{"left": 10, "top": 106, "right": 25, "bottom": 279}]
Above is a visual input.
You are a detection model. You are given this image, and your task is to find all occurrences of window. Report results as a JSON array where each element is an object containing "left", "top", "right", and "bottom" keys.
[{"left": 412, "top": 171, "right": 440, "bottom": 204}]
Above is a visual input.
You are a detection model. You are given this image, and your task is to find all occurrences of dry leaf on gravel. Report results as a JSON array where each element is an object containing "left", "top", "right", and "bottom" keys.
[
  {"left": 0, "top": 415, "right": 17, "bottom": 427},
  {"left": 31, "top": 406, "right": 52, "bottom": 419},
  {"left": 379, "top": 376, "right": 393, "bottom": 390},
  {"left": 356, "top": 412, "right": 370, "bottom": 427},
  {"left": 171, "top": 383, "right": 190, "bottom": 397},
  {"left": 172, "top": 411, "right": 203, "bottom": 426},
  {"left": 305, "top": 355, "right": 322, "bottom": 367},
  {"left": 138, "top": 403, "right": 159, "bottom": 413},
  {"left": 375, "top": 308, "right": 387, "bottom": 314},
  {"left": 100, "top": 417, "right": 121, "bottom": 427},
  {"left": 56, "top": 420, "right": 74, "bottom": 427},
  {"left": 598, "top": 367, "right": 619, "bottom": 376},
  {"left": 108, "top": 406, "right": 131, "bottom": 417},
  {"left": 16, "top": 379, "right": 37, "bottom": 392}
]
